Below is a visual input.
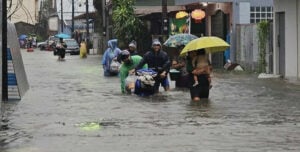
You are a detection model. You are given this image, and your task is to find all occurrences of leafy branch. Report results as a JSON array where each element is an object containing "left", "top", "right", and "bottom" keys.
[
  {"left": 112, "top": 0, "right": 147, "bottom": 48},
  {"left": 257, "top": 21, "right": 269, "bottom": 73}
]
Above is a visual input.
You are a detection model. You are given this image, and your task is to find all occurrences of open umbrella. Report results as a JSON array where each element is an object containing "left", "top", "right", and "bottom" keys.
[
  {"left": 163, "top": 33, "right": 198, "bottom": 48},
  {"left": 180, "top": 36, "right": 230, "bottom": 56},
  {"left": 19, "top": 34, "right": 27, "bottom": 40},
  {"left": 176, "top": 11, "right": 189, "bottom": 19},
  {"left": 55, "top": 33, "right": 71, "bottom": 39}
]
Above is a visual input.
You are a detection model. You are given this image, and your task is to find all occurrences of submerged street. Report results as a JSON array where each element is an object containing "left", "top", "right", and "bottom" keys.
[{"left": 1, "top": 49, "right": 300, "bottom": 152}]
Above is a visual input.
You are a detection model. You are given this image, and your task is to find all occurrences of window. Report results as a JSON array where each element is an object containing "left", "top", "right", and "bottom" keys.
[
  {"left": 256, "top": 13, "right": 261, "bottom": 18},
  {"left": 250, "top": 6, "right": 273, "bottom": 23},
  {"left": 256, "top": 19, "right": 261, "bottom": 23},
  {"left": 256, "top": 7, "right": 260, "bottom": 12}
]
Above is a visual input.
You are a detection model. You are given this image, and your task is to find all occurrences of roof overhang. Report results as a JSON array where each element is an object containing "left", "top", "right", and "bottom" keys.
[
  {"left": 175, "top": 0, "right": 249, "bottom": 5},
  {"left": 134, "top": 6, "right": 186, "bottom": 16}
]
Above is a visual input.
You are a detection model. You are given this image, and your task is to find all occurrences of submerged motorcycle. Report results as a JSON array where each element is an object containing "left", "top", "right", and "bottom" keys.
[{"left": 125, "top": 69, "right": 157, "bottom": 96}]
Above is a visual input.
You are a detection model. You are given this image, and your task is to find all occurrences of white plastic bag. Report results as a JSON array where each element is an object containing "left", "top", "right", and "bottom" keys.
[
  {"left": 109, "top": 60, "right": 120, "bottom": 73},
  {"left": 125, "top": 75, "right": 137, "bottom": 94}
]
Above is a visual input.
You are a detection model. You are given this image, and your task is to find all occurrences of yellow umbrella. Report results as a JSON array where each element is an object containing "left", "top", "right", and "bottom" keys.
[{"left": 180, "top": 36, "right": 230, "bottom": 56}]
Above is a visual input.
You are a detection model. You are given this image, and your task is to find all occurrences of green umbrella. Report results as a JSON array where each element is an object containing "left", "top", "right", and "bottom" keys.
[{"left": 163, "top": 33, "right": 198, "bottom": 48}]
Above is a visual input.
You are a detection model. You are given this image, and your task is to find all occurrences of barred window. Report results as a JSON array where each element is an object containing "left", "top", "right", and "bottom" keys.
[{"left": 250, "top": 6, "right": 273, "bottom": 23}]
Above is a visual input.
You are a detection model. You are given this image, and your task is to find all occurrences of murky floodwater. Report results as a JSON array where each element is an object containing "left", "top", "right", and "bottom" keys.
[{"left": 1, "top": 50, "right": 300, "bottom": 152}]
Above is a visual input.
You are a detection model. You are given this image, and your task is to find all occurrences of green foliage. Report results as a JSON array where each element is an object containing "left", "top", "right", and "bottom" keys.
[
  {"left": 36, "top": 35, "right": 43, "bottom": 42},
  {"left": 257, "top": 21, "right": 269, "bottom": 73},
  {"left": 36, "top": 0, "right": 52, "bottom": 40},
  {"left": 112, "top": 0, "right": 148, "bottom": 48}
]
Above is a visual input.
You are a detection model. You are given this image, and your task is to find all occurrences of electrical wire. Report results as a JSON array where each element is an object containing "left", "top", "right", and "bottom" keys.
[{"left": 8, "top": 0, "right": 34, "bottom": 24}]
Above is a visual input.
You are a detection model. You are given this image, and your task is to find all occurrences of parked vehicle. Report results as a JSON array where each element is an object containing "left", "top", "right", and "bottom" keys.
[
  {"left": 64, "top": 39, "right": 80, "bottom": 55},
  {"left": 37, "top": 40, "right": 48, "bottom": 50},
  {"left": 38, "top": 36, "right": 59, "bottom": 51}
]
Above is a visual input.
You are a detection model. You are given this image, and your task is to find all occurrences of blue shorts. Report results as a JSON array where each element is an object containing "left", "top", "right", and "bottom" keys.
[{"left": 160, "top": 77, "right": 170, "bottom": 87}]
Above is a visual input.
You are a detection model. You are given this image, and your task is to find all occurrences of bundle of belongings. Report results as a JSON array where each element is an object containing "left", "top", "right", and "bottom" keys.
[
  {"left": 109, "top": 59, "right": 121, "bottom": 74},
  {"left": 131, "top": 69, "right": 157, "bottom": 96},
  {"left": 125, "top": 75, "right": 137, "bottom": 94}
]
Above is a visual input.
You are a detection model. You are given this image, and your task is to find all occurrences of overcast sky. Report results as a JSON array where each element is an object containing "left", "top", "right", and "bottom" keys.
[{"left": 56, "top": 0, "right": 95, "bottom": 19}]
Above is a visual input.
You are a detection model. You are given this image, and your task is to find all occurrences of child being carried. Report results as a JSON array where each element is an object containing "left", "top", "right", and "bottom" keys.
[{"left": 191, "top": 49, "right": 212, "bottom": 88}]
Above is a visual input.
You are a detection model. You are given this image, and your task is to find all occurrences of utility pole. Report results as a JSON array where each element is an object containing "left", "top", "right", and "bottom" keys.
[
  {"left": 85, "top": 0, "right": 89, "bottom": 53},
  {"left": 2, "top": 0, "right": 8, "bottom": 101},
  {"left": 162, "top": 0, "right": 168, "bottom": 35},
  {"left": 102, "top": 0, "right": 107, "bottom": 54},
  {"left": 61, "top": 0, "right": 64, "bottom": 33},
  {"left": 71, "top": 0, "right": 74, "bottom": 35}
]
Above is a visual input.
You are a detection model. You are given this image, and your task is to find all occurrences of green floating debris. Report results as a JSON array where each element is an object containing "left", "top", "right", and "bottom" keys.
[{"left": 77, "top": 122, "right": 101, "bottom": 131}]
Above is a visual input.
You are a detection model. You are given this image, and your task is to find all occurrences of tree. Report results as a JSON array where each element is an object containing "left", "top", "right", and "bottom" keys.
[
  {"left": 112, "top": 0, "right": 148, "bottom": 48},
  {"left": 36, "top": 0, "right": 53, "bottom": 40},
  {"left": 93, "top": 0, "right": 103, "bottom": 34}
]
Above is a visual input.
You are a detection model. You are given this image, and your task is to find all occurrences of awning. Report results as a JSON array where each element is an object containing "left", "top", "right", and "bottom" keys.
[
  {"left": 134, "top": 6, "right": 186, "bottom": 16},
  {"left": 176, "top": 0, "right": 249, "bottom": 5}
]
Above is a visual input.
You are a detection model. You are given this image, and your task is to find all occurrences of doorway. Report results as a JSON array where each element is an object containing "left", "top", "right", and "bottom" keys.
[
  {"left": 277, "top": 12, "right": 285, "bottom": 76},
  {"left": 211, "top": 10, "right": 229, "bottom": 68}
]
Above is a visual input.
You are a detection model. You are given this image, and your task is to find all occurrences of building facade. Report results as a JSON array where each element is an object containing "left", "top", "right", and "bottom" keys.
[
  {"left": 273, "top": 0, "right": 300, "bottom": 80},
  {"left": 9, "top": 0, "right": 40, "bottom": 25},
  {"left": 249, "top": 0, "right": 273, "bottom": 23},
  {"left": 174, "top": 0, "right": 273, "bottom": 68}
]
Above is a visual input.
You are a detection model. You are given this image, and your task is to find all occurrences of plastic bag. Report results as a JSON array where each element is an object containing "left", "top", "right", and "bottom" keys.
[
  {"left": 109, "top": 60, "right": 120, "bottom": 73},
  {"left": 125, "top": 75, "right": 137, "bottom": 93}
]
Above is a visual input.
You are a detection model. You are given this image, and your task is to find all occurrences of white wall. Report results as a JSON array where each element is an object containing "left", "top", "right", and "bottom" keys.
[
  {"left": 273, "top": 0, "right": 299, "bottom": 79},
  {"left": 298, "top": 0, "right": 300, "bottom": 79},
  {"left": 238, "top": 2, "right": 250, "bottom": 24}
]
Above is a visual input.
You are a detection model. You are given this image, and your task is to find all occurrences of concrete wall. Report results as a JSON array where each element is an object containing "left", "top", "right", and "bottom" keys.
[
  {"left": 273, "top": 0, "right": 299, "bottom": 79},
  {"left": 235, "top": 24, "right": 259, "bottom": 71},
  {"left": 7, "top": 22, "right": 30, "bottom": 99},
  {"left": 249, "top": 0, "right": 273, "bottom": 6},
  {"left": 14, "top": 22, "right": 36, "bottom": 36},
  {"left": 238, "top": 2, "right": 250, "bottom": 24},
  {"left": 298, "top": 0, "right": 300, "bottom": 79}
]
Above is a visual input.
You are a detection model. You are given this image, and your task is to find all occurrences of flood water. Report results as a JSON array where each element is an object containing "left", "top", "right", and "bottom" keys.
[{"left": 1, "top": 50, "right": 300, "bottom": 152}]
